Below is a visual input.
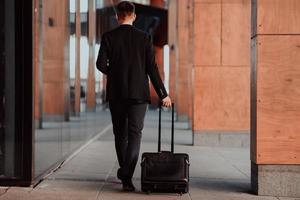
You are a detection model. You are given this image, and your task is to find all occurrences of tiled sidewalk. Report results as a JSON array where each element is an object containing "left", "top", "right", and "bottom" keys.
[{"left": 0, "top": 110, "right": 298, "bottom": 200}]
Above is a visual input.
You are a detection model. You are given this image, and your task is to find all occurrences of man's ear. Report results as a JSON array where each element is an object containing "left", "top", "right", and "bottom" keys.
[{"left": 133, "top": 13, "right": 136, "bottom": 21}]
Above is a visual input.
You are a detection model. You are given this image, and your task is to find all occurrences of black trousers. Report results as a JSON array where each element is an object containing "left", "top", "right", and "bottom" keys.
[{"left": 109, "top": 101, "right": 147, "bottom": 180}]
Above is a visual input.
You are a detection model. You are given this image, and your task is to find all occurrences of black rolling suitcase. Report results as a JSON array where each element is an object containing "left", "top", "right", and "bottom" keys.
[{"left": 141, "top": 103, "right": 189, "bottom": 194}]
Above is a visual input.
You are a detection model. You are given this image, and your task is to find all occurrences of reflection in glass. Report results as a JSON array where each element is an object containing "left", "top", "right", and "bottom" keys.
[
  {"left": 34, "top": 0, "right": 117, "bottom": 179},
  {"left": 34, "top": 0, "right": 107, "bottom": 177},
  {"left": 34, "top": 0, "right": 65, "bottom": 177},
  {"left": 0, "top": 0, "right": 17, "bottom": 178}
]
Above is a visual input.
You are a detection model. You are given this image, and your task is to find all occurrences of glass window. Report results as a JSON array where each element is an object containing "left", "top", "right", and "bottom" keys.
[{"left": 34, "top": 0, "right": 105, "bottom": 179}]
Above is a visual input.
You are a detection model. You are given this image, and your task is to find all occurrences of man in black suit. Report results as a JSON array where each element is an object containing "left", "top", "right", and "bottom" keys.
[{"left": 96, "top": 1, "right": 171, "bottom": 192}]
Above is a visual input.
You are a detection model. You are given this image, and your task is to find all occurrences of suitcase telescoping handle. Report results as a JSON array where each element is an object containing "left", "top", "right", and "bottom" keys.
[{"left": 158, "top": 103, "right": 175, "bottom": 153}]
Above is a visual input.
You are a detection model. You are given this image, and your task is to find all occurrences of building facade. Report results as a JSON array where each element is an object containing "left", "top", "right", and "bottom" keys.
[{"left": 0, "top": 0, "right": 299, "bottom": 197}]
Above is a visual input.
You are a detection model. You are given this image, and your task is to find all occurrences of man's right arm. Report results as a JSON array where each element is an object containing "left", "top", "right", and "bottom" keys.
[
  {"left": 96, "top": 34, "right": 109, "bottom": 75},
  {"left": 145, "top": 34, "right": 171, "bottom": 107}
]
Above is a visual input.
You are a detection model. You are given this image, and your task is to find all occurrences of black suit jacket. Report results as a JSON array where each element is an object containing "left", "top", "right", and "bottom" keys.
[{"left": 96, "top": 24, "right": 168, "bottom": 103}]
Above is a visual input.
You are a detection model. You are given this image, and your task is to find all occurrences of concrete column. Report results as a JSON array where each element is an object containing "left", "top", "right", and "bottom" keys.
[
  {"left": 86, "top": 0, "right": 96, "bottom": 112},
  {"left": 74, "top": 0, "right": 81, "bottom": 115},
  {"left": 42, "top": 0, "right": 70, "bottom": 121},
  {"left": 251, "top": 0, "right": 300, "bottom": 197}
]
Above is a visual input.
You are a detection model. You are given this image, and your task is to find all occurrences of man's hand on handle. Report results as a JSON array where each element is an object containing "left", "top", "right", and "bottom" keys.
[{"left": 162, "top": 96, "right": 172, "bottom": 108}]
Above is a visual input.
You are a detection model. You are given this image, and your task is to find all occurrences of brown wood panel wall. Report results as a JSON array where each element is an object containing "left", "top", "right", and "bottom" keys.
[
  {"left": 255, "top": 0, "right": 300, "bottom": 35},
  {"left": 222, "top": 0, "right": 250, "bottom": 66},
  {"left": 193, "top": 0, "right": 251, "bottom": 131},
  {"left": 251, "top": 0, "right": 300, "bottom": 164},
  {"left": 254, "top": 36, "right": 300, "bottom": 164},
  {"left": 194, "top": 67, "right": 250, "bottom": 131},
  {"left": 168, "top": 0, "right": 177, "bottom": 104},
  {"left": 194, "top": 2, "right": 221, "bottom": 66},
  {"left": 176, "top": 0, "right": 193, "bottom": 120}
]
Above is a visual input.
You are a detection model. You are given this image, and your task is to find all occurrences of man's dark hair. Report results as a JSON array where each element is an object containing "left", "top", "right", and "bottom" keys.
[{"left": 116, "top": 1, "right": 135, "bottom": 19}]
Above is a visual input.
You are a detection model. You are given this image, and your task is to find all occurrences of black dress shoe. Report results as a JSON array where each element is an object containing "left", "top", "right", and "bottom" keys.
[
  {"left": 117, "top": 168, "right": 122, "bottom": 180},
  {"left": 122, "top": 180, "right": 135, "bottom": 192}
]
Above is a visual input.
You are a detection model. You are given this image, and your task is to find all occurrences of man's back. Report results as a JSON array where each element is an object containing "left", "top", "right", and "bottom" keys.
[
  {"left": 97, "top": 24, "right": 168, "bottom": 103},
  {"left": 95, "top": 1, "right": 171, "bottom": 192}
]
